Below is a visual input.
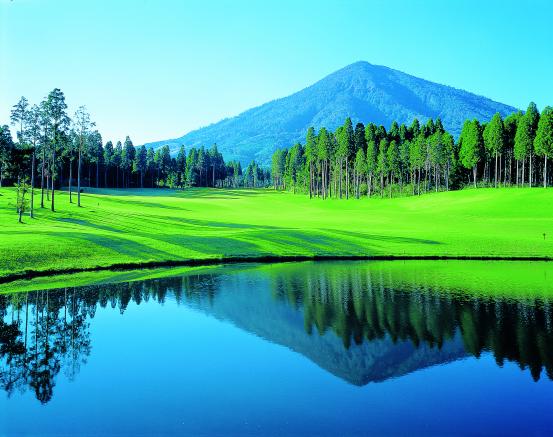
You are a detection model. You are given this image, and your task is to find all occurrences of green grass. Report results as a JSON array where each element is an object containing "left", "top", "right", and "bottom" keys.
[
  {"left": 3, "top": 260, "right": 553, "bottom": 301},
  {"left": 0, "top": 186, "right": 552, "bottom": 281}
]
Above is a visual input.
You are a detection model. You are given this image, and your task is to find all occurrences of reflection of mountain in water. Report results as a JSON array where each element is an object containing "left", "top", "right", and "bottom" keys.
[
  {"left": 1, "top": 262, "right": 553, "bottom": 403},
  {"left": 183, "top": 274, "right": 467, "bottom": 385}
]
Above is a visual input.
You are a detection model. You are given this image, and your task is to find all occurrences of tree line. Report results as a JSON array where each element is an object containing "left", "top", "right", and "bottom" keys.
[
  {"left": 1, "top": 89, "right": 271, "bottom": 222},
  {"left": 271, "top": 102, "right": 553, "bottom": 198}
]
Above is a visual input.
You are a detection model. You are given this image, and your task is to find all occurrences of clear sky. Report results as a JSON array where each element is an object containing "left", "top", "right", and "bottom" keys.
[{"left": 1, "top": 0, "right": 552, "bottom": 145}]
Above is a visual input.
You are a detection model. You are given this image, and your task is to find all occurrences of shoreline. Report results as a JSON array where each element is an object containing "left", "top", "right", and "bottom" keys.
[{"left": 1, "top": 253, "right": 551, "bottom": 285}]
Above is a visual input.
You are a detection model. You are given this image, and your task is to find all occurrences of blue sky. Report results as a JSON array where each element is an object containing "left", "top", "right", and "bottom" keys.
[{"left": 1, "top": 0, "right": 552, "bottom": 145}]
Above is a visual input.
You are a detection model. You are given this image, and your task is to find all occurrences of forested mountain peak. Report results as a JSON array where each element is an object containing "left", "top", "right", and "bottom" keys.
[{"left": 145, "top": 61, "right": 517, "bottom": 165}]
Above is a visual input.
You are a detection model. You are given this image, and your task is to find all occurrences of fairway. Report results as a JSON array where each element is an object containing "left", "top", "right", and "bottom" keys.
[{"left": 0, "top": 187, "right": 552, "bottom": 280}]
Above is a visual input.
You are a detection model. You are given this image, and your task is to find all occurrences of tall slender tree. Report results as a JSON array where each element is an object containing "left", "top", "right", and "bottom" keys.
[
  {"left": 534, "top": 106, "right": 553, "bottom": 188},
  {"left": 73, "top": 106, "right": 94, "bottom": 207},
  {"left": 44, "top": 89, "right": 70, "bottom": 211},
  {"left": 459, "top": 119, "right": 484, "bottom": 188},
  {"left": 483, "top": 113, "right": 505, "bottom": 188}
]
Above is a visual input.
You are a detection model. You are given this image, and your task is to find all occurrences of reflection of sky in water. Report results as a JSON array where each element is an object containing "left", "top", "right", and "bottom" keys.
[{"left": 1, "top": 263, "right": 553, "bottom": 436}]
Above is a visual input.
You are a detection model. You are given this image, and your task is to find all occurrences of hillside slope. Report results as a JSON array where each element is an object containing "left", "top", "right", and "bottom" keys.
[{"left": 146, "top": 61, "right": 517, "bottom": 164}]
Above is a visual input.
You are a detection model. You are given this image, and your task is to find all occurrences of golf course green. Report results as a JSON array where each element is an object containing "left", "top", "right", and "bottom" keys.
[{"left": 0, "top": 187, "right": 552, "bottom": 281}]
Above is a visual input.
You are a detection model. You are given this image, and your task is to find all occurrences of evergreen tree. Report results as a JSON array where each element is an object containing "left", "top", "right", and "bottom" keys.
[
  {"left": 483, "top": 113, "right": 505, "bottom": 188},
  {"left": 146, "top": 147, "right": 155, "bottom": 187},
  {"left": 103, "top": 141, "right": 114, "bottom": 188},
  {"left": 386, "top": 139, "right": 400, "bottom": 197},
  {"left": 366, "top": 140, "right": 377, "bottom": 197},
  {"left": 113, "top": 141, "right": 122, "bottom": 188},
  {"left": 73, "top": 106, "right": 93, "bottom": 206},
  {"left": 353, "top": 148, "right": 366, "bottom": 199},
  {"left": 534, "top": 106, "right": 553, "bottom": 188},
  {"left": 176, "top": 145, "right": 186, "bottom": 188},
  {"left": 459, "top": 119, "right": 484, "bottom": 187},
  {"left": 44, "top": 89, "right": 70, "bottom": 211},
  {"left": 305, "top": 127, "right": 317, "bottom": 198},
  {"left": 377, "top": 139, "right": 388, "bottom": 197},
  {"left": 0, "top": 125, "right": 14, "bottom": 188},
  {"left": 317, "top": 127, "right": 331, "bottom": 198},
  {"left": 121, "top": 136, "right": 136, "bottom": 188},
  {"left": 134, "top": 145, "right": 148, "bottom": 188},
  {"left": 515, "top": 102, "right": 540, "bottom": 187}
]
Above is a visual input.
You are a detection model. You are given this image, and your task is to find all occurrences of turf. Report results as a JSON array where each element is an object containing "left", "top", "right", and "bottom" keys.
[
  {"left": 3, "top": 260, "right": 553, "bottom": 301},
  {"left": 0, "top": 187, "right": 552, "bottom": 280}
]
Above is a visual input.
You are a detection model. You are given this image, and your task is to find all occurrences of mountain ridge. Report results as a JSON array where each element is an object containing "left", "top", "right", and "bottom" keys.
[{"left": 145, "top": 61, "right": 518, "bottom": 165}]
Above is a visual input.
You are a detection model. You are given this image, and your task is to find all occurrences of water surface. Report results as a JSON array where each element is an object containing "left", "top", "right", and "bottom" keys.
[{"left": 1, "top": 261, "right": 552, "bottom": 436}]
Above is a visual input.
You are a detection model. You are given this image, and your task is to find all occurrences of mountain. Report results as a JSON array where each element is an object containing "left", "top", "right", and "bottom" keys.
[{"left": 146, "top": 61, "right": 517, "bottom": 165}]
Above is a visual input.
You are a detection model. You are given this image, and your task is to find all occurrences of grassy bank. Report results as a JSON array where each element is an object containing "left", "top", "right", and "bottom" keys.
[
  {"left": 0, "top": 187, "right": 552, "bottom": 281},
  {"left": 3, "top": 260, "right": 553, "bottom": 300}
]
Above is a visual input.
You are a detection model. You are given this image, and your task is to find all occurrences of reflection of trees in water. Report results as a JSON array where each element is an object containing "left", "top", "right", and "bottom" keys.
[
  {"left": 0, "top": 276, "right": 215, "bottom": 404},
  {"left": 1, "top": 268, "right": 553, "bottom": 404},
  {"left": 270, "top": 268, "right": 553, "bottom": 381},
  {"left": 0, "top": 289, "right": 92, "bottom": 404}
]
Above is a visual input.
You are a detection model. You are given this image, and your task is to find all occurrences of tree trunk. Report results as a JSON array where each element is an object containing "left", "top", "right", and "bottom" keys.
[
  {"left": 30, "top": 151, "right": 35, "bottom": 218},
  {"left": 494, "top": 153, "right": 498, "bottom": 188},
  {"left": 51, "top": 148, "right": 56, "bottom": 212},
  {"left": 69, "top": 159, "right": 73, "bottom": 203},
  {"left": 473, "top": 165, "right": 477, "bottom": 188},
  {"left": 78, "top": 149, "right": 82, "bottom": 207},
  {"left": 339, "top": 159, "right": 343, "bottom": 199},
  {"left": 96, "top": 161, "right": 99, "bottom": 188},
  {"left": 529, "top": 154, "right": 533, "bottom": 187},
  {"left": 543, "top": 154, "right": 547, "bottom": 188},
  {"left": 522, "top": 159, "right": 525, "bottom": 188},
  {"left": 309, "top": 163, "right": 313, "bottom": 199},
  {"left": 346, "top": 157, "right": 349, "bottom": 200},
  {"left": 41, "top": 149, "right": 45, "bottom": 208}
]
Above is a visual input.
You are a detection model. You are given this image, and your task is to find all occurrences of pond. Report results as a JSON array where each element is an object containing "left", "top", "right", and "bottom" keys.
[{"left": 1, "top": 261, "right": 553, "bottom": 436}]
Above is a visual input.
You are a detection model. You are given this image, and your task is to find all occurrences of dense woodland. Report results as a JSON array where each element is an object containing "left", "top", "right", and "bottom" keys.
[
  {"left": 271, "top": 103, "right": 553, "bottom": 198},
  {"left": 0, "top": 89, "right": 270, "bottom": 221}
]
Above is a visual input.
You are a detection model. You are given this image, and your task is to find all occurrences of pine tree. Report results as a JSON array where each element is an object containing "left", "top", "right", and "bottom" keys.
[
  {"left": 377, "top": 139, "right": 388, "bottom": 197},
  {"left": 134, "top": 145, "right": 148, "bottom": 188},
  {"left": 176, "top": 145, "right": 187, "bottom": 188},
  {"left": 515, "top": 102, "right": 540, "bottom": 187},
  {"left": 305, "top": 127, "right": 317, "bottom": 198},
  {"left": 483, "top": 113, "right": 505, "bottom": 188},
  {"left": 534, "top": 106, "right": 553, "bottom": 188},
  {"left": 459, "top": 120, "right": 483, "bottom": 187},
  {"left": 73, "top": 106, "right": 93, "bottom": 206},
  {"left": 387, "top": 140, "right": 400, "bottom": 197},
  {"left": 366, "top": 140, "right": 377, "bottom": 197}
]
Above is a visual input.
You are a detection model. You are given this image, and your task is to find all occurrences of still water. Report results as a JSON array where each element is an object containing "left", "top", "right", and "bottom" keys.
[{"left": 1, "top": 261, "right": 552, "bottom": 436}]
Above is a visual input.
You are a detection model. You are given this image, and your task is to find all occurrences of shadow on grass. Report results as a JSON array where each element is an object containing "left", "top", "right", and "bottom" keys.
[
  {"left": 146, "top": 215, "right": 286, "bottom": 231},
  {"left": 57, "top": 218, "right": 124, "bottom": 233},
  {"left": 54, "top": 232, "right": 176, "bottom": 259},
  {"left": 328, "top": 229, "right": 442, "bottom": 245}
]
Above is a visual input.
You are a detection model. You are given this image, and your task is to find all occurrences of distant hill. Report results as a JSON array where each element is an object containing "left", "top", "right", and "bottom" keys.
[{"left": 145, "top": 61, "right": 517, "bottom": 165}]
